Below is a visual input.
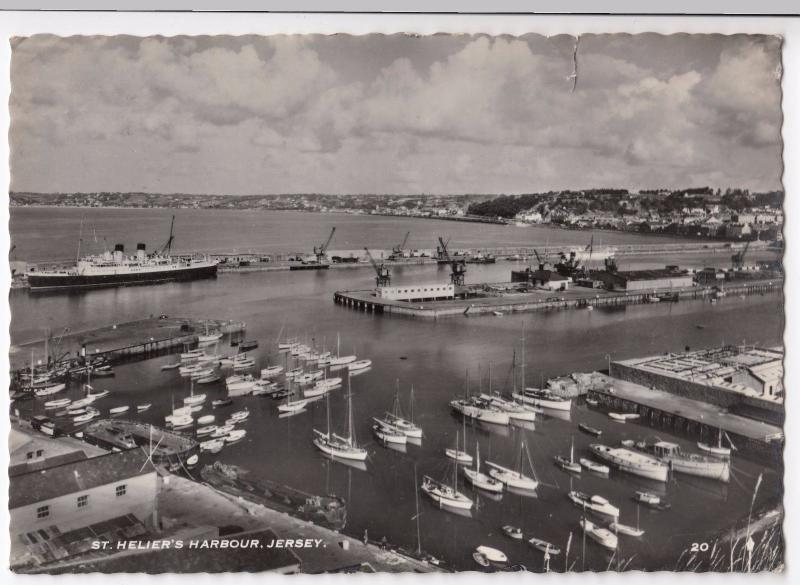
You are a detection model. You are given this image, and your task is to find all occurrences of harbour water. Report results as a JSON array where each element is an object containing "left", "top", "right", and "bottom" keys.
[{"left": 9, "top": 208, "right": 784, "bottom": 571}]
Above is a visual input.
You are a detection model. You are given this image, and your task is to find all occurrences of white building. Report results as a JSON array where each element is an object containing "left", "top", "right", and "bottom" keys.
[
  {"left": 376, "top": 283, "right": 455, "bottom": 301},
  {"left": 10, "top": 448, "right": 159, "bottom": 565}
]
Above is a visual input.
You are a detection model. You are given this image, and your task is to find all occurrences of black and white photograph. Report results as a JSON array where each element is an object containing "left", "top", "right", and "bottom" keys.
[{"left": 4, "top": 13, "right": 790, "bottom": 575}]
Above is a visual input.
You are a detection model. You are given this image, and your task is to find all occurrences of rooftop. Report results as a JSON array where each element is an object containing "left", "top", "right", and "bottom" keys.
[{"left": 10, "top": 448, "right": 156, "bottom": 509}]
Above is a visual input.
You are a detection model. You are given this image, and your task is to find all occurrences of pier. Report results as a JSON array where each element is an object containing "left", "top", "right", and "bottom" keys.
[
  {"left": 587, "top": 375, "right": 783, "bottom": 463},
  {"left": 333, "top": 278, "right": 782, "bottom": 319},
  {"left": 10, "top": 317, "right": 246, "bottom": 372}
]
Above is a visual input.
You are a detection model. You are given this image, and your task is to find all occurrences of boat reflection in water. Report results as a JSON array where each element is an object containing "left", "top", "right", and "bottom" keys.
[{"left": 320, "top": 452, "right": 368, "bottom": 472}]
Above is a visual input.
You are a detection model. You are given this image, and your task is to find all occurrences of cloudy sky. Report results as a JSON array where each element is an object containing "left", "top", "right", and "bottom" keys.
[{"left": 10, "top": 33, "right": 783, "bottom": 195}]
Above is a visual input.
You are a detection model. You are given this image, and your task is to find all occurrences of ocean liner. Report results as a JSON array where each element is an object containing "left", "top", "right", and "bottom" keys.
[{"left": 26, "top": 217, "right": 218, "bottom": 290}]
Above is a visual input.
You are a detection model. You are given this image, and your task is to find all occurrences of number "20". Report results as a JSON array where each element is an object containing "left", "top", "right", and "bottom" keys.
[{"left": 691, "top": 542, "right": 709, "bottom": 552}]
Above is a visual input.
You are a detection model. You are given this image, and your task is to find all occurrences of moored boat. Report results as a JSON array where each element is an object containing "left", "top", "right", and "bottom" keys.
[
  {"left": 578, "top": 423, "right": 602, "bottom": 437},
  {"left": 502, "top": 525, "right": 523, "bottom": 540},
  {"left": 529, "top": 537, "right": 561, "bottom": 555},
  {"left": 421, "top": 475, "right": 473, "bottom": 510},
  {"left": 579, "top": 458, "right": 610, "bottom": 475},
  {"left": 580, "top": 518, "right": 618, "bottom": 550},
  {"left": 568, "top": 491, "right": 619, "bottom": 517},
  {"left": 622, "top": 439, "right": 730, "bottom": 482},
  {"left": 463, "top": 441, "right": 504, "bottom": 493},
  {"left": 109, "top": 405, "right": 130, "bottom": 415},
  {"left": 589, "top": 444, "right": 669, "bottom": 482}
]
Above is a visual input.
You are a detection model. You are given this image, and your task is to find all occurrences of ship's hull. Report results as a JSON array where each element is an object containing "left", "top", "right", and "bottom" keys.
[{"left": 28, "top": 263, "right": 218, "bottom": 290}]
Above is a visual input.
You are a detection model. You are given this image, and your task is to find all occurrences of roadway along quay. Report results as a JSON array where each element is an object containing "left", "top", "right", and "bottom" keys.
[{"left": 333, "top": 278, "right": 782, "bottom": 319}]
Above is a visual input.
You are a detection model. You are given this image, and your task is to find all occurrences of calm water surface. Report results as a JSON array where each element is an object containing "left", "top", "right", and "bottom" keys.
[{"left": 9, "top": 209, "right": 784, "bottom": 571}]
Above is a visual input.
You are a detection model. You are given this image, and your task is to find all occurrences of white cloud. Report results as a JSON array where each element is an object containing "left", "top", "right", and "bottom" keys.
[{"left": 9, "top": 33, "right": 783, "bottom": 194}]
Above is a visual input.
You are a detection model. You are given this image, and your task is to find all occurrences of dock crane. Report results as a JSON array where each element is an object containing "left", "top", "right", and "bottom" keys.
[
  {"left": 364, "top": 247, "right": 391, "bottom": 287},
  {"left": 314, "top": 227, "right": 336, "bottom": 265},
  {"left": 731, "top": 240, "right": 751, "bottom": 270},
  {"left": 392, "top": 231, "right": 411, "bottom": 258},
  {"left": 438, "top": 236, "right": 466, "bottom": 286}
]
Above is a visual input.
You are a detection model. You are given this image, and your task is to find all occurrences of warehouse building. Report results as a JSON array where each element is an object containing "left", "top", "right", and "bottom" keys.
[{"left": 591, "top": 266, "right": 694, "bottom": 292}]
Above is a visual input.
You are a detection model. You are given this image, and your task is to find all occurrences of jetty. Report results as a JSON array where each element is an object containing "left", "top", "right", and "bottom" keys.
[{"left": 10, "top": 317, "right": 246, "bottom": 373}]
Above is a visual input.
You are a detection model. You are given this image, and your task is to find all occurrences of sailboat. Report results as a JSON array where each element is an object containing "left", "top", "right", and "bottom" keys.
[
  {"left": 610, "top": 504, "right": 645, "bottom": 537},
  {"left": 445, "top": 419, "right": 473, "bottom": 464},
  {"left": 313, "top": 374, "right": 368, "bottom": 461},
  {"left": 277, "top": 378, "right": 309, "bottom": 413},
  {"left": 421, "top": 442, "right": 474, "bottom": 510},
  {"left": 512, "top": 325, "right": 571, "bottom": 411},
  {"left": 463, "top": 441, "right": 504, "bottom": 493},
  {"left": 376, "top": 382, "right": 423, "bottom": 438},
  {"left": 487, "top": 436, "right": 539, "bottom": 491},
  {"left": 480, "top": 360, "right": 538, "bottom": 422},
  {"left": 328, "top": 333, "right": 357, "bottom": 367},
  {"left": 698, "top": 428, "right": 735, "bottom": 459},
  {"left": 554, "top": 438, "right": 582, "bottom": 474},
  {"left": 183, "top": 380, "right": 206, "bottom": 406}
]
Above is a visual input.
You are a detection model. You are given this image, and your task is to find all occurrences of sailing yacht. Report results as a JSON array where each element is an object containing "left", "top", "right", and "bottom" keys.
[
  {"left": 327, "top": 333, "right": 357, "bottom": 366},
  {"left": 313, "top": 375, "right": 368, "bottom": 461},
  {"left": 277, "top": 379, "right": 309, "bottom": 413},
  {"left": 445, "top": 420, "right": 473, "bottom": 464},
  {"left": 463, "top": 441, "right": 504, "bottom": 493},
  {"left": 487, "top": 437, "right": 540, "bottom": 491},
  {"left": 375, "top": 382, "right": 423, "bottom": 438},
  {"left": 183, "top": 381, "right": 206, "bottom": 406},
  {"left": 421, "top": 445, "right": 474, "bottom": 510}
]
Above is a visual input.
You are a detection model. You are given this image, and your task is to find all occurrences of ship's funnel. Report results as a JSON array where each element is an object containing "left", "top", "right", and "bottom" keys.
[
  {"left": 114, "top": 244, "right": 124, "bottom": 263},
  {"left": 136, "top": 243, "right": 146, "bottom": 261}
]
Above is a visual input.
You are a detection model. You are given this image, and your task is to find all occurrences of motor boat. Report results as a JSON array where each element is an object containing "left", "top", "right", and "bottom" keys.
[
  {"left": 568, "top": 491, "right": 619, "bottom": 517},
  {"left": 580, "top": 518, "right": 618, "bottom": 550}
]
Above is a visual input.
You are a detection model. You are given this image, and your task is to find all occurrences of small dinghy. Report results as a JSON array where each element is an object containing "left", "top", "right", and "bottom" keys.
[
  {"left": 608, "top": 412, "right": 627, "bottom": 422},
  {"left": 502, "top": 525, "right": 523, "bottom": 540},
  {"left": 578, "top": 423, "right": 602, "bottom": 437},
  {"left": 225, "top": 429, "right": 247, "bottom": 443},
  {"left": 555, "top": 455, "right": 582, "bottom": 474},
  {"left": 585, "top": 398, "right": 599, "bottom": 407},
  {"left": 212, "top": 398, "right": 233, "bottom": 408},
  {"left": 348, "top": 359, "right": 372, "bottom": 371},
  {"left": 211, "top": 424, "right": 235, "bottom": 439},
  {"left": 197, "top": 425, "right": 218, "bottom": 437},
  {"left": 197, "top": 414, "right": 215, "bottom": 425},
  {"left": 161, "top": 362, "right": 181, "bottom": 370},
  {"left": 228, "top": 409, "right": 249, "bottom": 423},
  {"left": 109, "top": 405, "right": 130, "bottom": 415},
  {"left": 475, "top": 545, "right": 507, "bottom": 564},
  {"left": 529, "top": 537, "right": 561, "bottom": 555},
  {"left": 634, "top": 491, "right": 671, "bottom": 510},
  {"left": 137, "top": 403, "right": 152, "bottom": 412}
]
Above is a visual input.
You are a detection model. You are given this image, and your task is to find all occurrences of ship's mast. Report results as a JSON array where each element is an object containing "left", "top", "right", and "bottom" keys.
[
  {"left": 162, "top": 215, "right": 176, "bottom": 256},
  {"left": 76, "top": 216, "right": 85, "bottom": 263}
]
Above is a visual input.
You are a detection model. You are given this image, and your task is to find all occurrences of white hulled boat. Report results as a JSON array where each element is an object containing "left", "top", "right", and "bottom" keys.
[
  {"left": 580, "top": 518, "right": 618, "bottom": 550},
  {"left": 589, "top": 444, "right": 669, "bottom": 482},
  {"left": 622, "top": 439, "right": 730, "bottom": 482},
  {"left": 487, "top": 437, "right": 539, "bottom": 491},
  {"left": 313, "top": 376, "right": 368, "bottom": 461},
  {"left": 463, "top": 441, "right": 504, "bottom": 493}
]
